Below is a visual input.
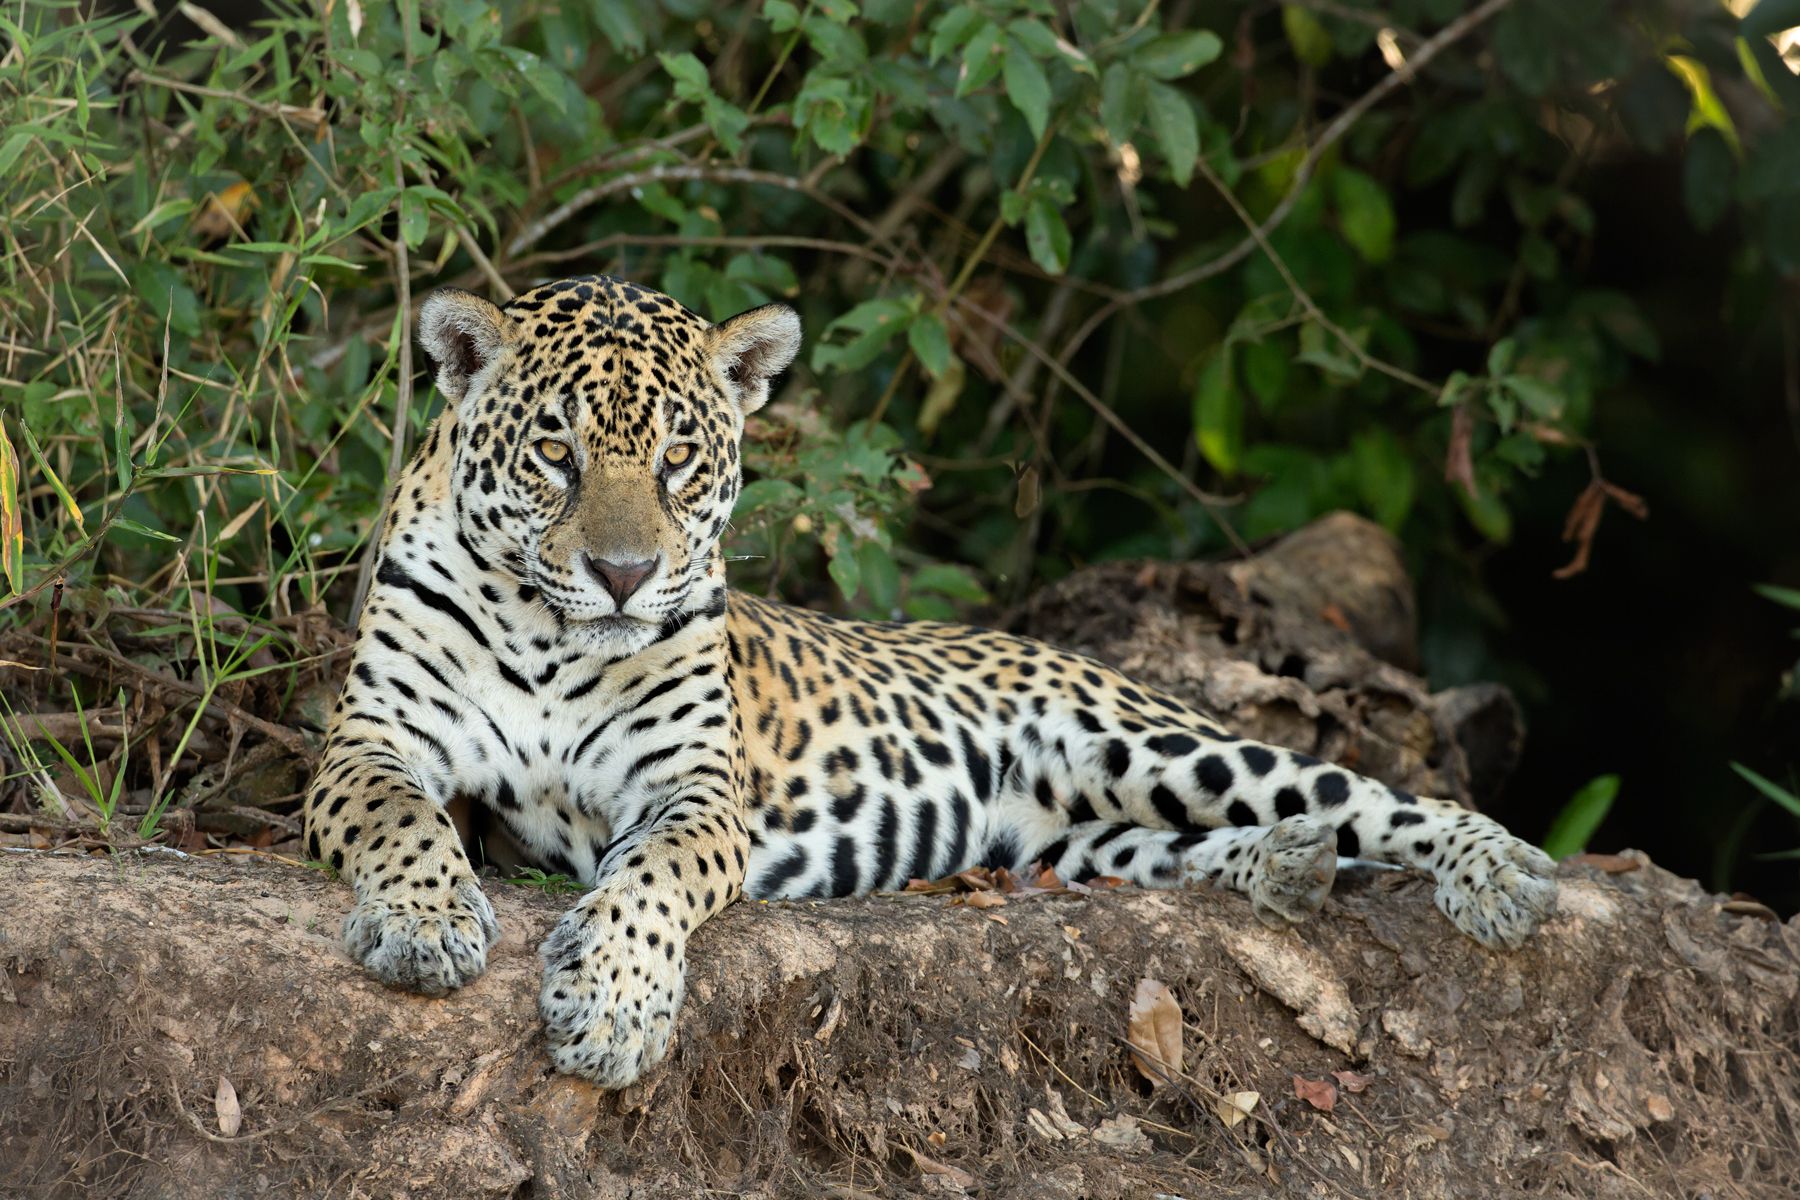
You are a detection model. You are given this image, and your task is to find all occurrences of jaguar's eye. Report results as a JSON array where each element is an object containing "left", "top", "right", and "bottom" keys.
[
  {"left": 537, "top": 439, "right": 571, "bottom": 465},
  {"left": 662, "top": 442, "right": 696, "bottom": 470}
]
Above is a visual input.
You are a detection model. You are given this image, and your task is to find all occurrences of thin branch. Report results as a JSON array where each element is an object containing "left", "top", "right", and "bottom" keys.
[
  {"left": 951, "top": 296, "right": 1250, "bottom": 554},
  {"left": 1055, "top": 0, "right": 1517, "bottom": 377},
  {"left": 504, "top": 163, "right": 893, "bottom": 261},
  {"left": 1194, "top": 155, "right": 1439, "bottom": 397},
  {"left": 349, "top": 153, "right": 417, "bottom": 627}
]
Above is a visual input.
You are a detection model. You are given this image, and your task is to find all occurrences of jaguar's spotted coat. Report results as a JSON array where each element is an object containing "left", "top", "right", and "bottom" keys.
[{"left": 303, "top": 275, "right": 1558, "bottom": 1087}]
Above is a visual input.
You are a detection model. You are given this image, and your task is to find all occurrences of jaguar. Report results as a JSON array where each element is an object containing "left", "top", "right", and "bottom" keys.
[{"left": 302, "top": 274, "right": 1558, "bottom": 1087}]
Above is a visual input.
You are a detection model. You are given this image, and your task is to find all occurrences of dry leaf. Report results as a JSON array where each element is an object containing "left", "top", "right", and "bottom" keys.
[
  {"left": 1318, "top": 602, "right": 1352, "bottom": 633},
  {"left": 214, "top": 1074, "right": 241, "bottom": 1137},
  {"left": 1331, "top": 1069, "right": 1374, "bottom": 1094},
  {"left": 1646, "top": 1094, "right": 1674, "bottom": 1122},
  {"left": 1014, "top": 464, "right": 1040, "bottom": 517},
  {"left": 1215, "top": 1090, "right": 1260, "bottom": 1129},
  {"left": 961, "top": 889, "right": 1007, "bottom": 909},
  {"left": 900, "top": 1144, "right": 974, "bottom": 1188},
  {"left": 1444, "top": 403, "right": 1476, "bottom": 496},
  {"left": 1292, "top": 1074, "right": 1338, "bottom": 1113},
  {"left": 1125, "top": 978, "right": 1183, "bottom": 1086},
  {"left": 1092, "top": 1114, "right": 1151, "bottom": 1154}
]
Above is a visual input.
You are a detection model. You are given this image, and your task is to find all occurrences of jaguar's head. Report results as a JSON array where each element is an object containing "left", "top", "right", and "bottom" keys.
[{"left": 418, "top": 275, "right": 800, "bottom": 654}]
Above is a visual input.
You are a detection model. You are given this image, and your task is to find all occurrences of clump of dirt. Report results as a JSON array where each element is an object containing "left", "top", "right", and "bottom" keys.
[{"left": 3, "top": 850, "right": 1797, "bottom": 1198}]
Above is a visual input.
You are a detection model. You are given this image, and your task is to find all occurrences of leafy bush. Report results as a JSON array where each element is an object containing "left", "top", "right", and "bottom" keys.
[{"left": 0, "top": 1, "right": 1796, "bottom": 850}]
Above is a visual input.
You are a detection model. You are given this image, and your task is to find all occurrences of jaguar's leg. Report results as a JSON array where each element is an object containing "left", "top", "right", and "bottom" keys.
[
  {"left": 304, "top": 744, "right": 498, "bottom": 994},
  {"left": 1015, "top": 817, "right": 1339, "bottom": 929},
  {"left": 537, "top": 792, "right": 750, "bottom": 1087},
  {"left": 1008, "top": 656, "right": 1558, "bottom": 948}
]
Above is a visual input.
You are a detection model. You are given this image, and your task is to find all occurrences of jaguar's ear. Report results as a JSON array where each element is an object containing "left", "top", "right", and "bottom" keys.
[
  {"left": 418, "top": 288, "right": 512, "bottom": 406},
  {"left": 710, "top": 303, "right": 801, "bottom": 415}
]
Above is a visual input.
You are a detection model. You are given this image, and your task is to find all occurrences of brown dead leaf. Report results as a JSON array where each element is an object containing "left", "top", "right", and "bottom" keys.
[
  {"left": 1331, "top": 1070, "right": 1374, "bottom": 1094},
  {"left": 1014, "top": 464, "right": 1040, "bottom": 518},
  {"left": 191, "top": 181, "right": 256, "bottom": 243},
  {"left": 1646, "top": 1094, "right": 1674, "bottom": 1122},
  {"left": 214, "top": 1075, "right": 241, "bottom": 1136},
  {"left": 1318, "top": 602, "right": 1352, "bottom": 633},
  {"left": 960, "top": 889, "right": 1008, "bottom": 909},
  {"left": 1085, "top": 875, "right": 1127, "bottom": 889},
  {"left": 1093, "top": 1114, "right": 1152, "bottom": 1154},
  {"left": 900, "top": 1144, "right": 974, "bottom": 1188},
  {"left": 1214, "top": 1090, "right": 1260, "bottom": 1129},
  {"left": 1292, "top": 1075, "right": 1338, "bottom": 1113},
  {"left": 1445, "top": 404, "right": 1476, "bottom": 497},
  {"left": 1554, "top": 477, "right": 1648, "bottom": 580},
  {"left": 1126, "top": 978, "right": 1183, "bottom": 1085}
]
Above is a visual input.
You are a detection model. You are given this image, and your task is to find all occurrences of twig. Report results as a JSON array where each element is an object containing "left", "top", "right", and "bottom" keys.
[
  {"left": 350, "top": 151, "right": 417, "bottom": 627},
  {"left": 122, "top": 71, "right": 327, "bottom": 128},
  {"left": 505, "top": 163, "right": 893, "bottom": 261},
  {"left": 1054, "top": 0, "right": 1517, "bottom": 381},
  {"left": 24, "top": 635, "right": 312, "bottom": 758},
  {"left": 1194, "top": 156, "right": 1438, "bottom": 397},
  {"left": 952, "top": 297, "right": 1249, "bottom": 553},
  {"left": 454, "top": 224, "right": 515, "bottom": 301}
]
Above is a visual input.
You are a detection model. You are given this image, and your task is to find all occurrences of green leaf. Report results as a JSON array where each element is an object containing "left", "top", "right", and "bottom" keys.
[
  {"left": 1503, "top": 374, "right": 1564, "bottom": 419},
  {"left": 1331, "top": 167, "right": 1396, "bottom": 263},
  {"left": 828, "top": 542, "right": 863, "bottom": 600},
  {"left": 17, "top": 421, "right": 84, "bottom": 533},
  {"left": 1099, "top": 63, "right": 1141, "bottom": 144},
  {"left": 763, "top": 0, "right": 803, "bottom": 33},
  {"left": 1002, "top": 37, "right": 1052, "bottom": 140},
  {"left": 1752, "top": 583, "right": 1800, "bottom": 612},
  {"left": 1487, "top": 338, "right": 1517, "bottom": 376},
  {"left": 1683, "top": 127, "right": 1734, "bottom": 233},
  {"left": 1350, "top": 428, "right": 1415, "bottom": 531},
  {"left": 1143, "top": 80, "right": 1199, "bottom": 187},
  {"left": 1281, "top": 5, "right": 1332, "bottom": 67},
  {"left": 813, "top": 298, "right": 913, "bottom": 372},
  {"left": 857, "top": 540, "right": 901, "bottom": 613},
  {"left": 591, "top": 0, "right": 646, "bottom": 51},
  {"left": 113, "top": 517, "right": 182, "bottom": 542},
  {"left": 1542, "top": 774, "right": 1620, "bottom": 859},
  {"left": 1241, "top": 339, "right": 1291, "bottom": 412},
  {"left": 734, "top": 478, "right": 803, "bottom": 517},
  {"left": 1191, "top": 346, "right": 1241, "bottom": 474},
  {"left": 956, "top": 22, "right": 1004, "bottom": 98},
  {"left": 399, "top": 190, "right": 429, "bottom": 248},
  {"left": 907, "top": 312, "right": 953, "bottom": 377},
  {"left": 1295, "top": 321, "right": 1362, "bottom": 382},
  {"left": 1135, "top": 31, "right": 1223, "bottom": 80},
  {"left": 1574, "top": 292, "right": 1661, "bottom": 361},
  {"left": 928, "top": 5, "right": 985, "bottom": 64},
  {"left": 1024, "top": 194, "right": 1072, "bottom": 274},
  {"left": 1456, "top": 482, "right": 1513, "bottom": 544},
  {"left": 904, "top": 594, "right": 960, "bottom": 622},
  {"left": 910, "top": 562, "right": 989, "bottom": 602},
  {"left": 1494, "top": 4, "right": 1555, "bottom": 97},
  {"left": 1731, "top": 762, "right": 1800, "bottom": 820}
]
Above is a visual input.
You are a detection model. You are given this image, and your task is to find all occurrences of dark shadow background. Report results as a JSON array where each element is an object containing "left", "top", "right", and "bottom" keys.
[{"left": 1470, "top": 155, "right": 1800, "bottom": 913}]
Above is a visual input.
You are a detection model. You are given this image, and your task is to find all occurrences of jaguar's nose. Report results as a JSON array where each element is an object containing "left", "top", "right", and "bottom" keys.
[{"left": 584, "top": 554, "right": 657, "bottom": 607}]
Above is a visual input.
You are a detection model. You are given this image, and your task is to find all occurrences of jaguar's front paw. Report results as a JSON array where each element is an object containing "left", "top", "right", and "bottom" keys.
[
  {"left": 343, "top": 875, "right": 498, "bottom": 994},
  {"left": 538, "top": 893, "right": 686, "bottom": 1088},
  {"left": 1434, "top": 831, "right": 1558, "bottom": 950},
  {"left": 1248, "top": 814, "right": 1339, "bottom": 929}
]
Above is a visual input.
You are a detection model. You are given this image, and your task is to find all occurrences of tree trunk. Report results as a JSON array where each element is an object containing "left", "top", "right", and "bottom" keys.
[{"left": 3, "top": 514, "right": 1797, "bottom": 1199}]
